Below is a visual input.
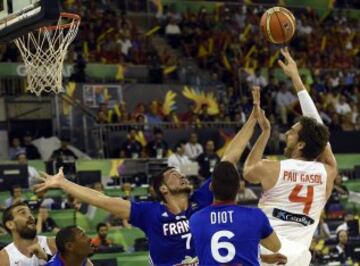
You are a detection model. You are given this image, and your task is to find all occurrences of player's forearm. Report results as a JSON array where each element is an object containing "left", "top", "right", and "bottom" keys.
[
  {"left": 59, "top": 179, "right": 131, "bottom": 219},
  {"left": 291, "top": 74, "right": 323, "bottom": 124},
  {"left": 244, "top": 130, "right": 270, "bottom": 169},
  {"left": 60, "top": 179, "right": 110, "bottom": 210},
  {"left": 290, "top": 74, "right": 306, "bottom": 93},
  {"left": 222, "top": 117, "right": 256, "bottom": 164}
]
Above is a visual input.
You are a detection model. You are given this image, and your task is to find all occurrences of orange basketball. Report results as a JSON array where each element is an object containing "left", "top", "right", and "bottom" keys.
[{"left": 260, "top": 7, "right": 296, "bottom": 44}]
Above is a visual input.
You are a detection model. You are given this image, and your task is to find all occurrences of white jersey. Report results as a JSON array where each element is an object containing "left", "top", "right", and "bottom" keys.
[
  {"left": 4, "top": 236, "right": 52, "bottom": 266},
  {"left": 259, "top": 159, "right": 327, "bottom": 248}
]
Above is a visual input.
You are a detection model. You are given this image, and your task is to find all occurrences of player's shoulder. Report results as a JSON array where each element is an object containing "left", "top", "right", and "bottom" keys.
[
  {"left": 132, "top": 200, "right": 163, "bottom": 209},
  {"left": 235, "top": 206, "right": 267, "bottom": 218},
  {"left": 0, "top": 248, "right": 10, "bottom": 266},
  {"left": 189, "top": 205, "right": 212, "bottom": 222}
]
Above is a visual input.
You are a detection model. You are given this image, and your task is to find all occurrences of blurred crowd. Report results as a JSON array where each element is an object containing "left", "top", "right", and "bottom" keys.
[{"left": 153, "top": 3, "right": 359, "bottom": 130}]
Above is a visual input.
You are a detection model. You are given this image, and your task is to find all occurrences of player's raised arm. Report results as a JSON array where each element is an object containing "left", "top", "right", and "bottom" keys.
[
  {"left": 221, "top": 87, "right": 259, "bottom": 165},
  {"left": 243, "top": 108, "right": 278, "bottom": 185},
  {"left": 34, "top": 168, "right": 131, "bottom": 220},
  {"left": 278, "top": 47, "right": 337, "bottom": 170}
]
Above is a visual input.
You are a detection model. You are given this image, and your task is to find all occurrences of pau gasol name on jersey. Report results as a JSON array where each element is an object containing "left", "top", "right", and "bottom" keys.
[{"left": 163, "top": 219, "right": 190, "bottom": 236}]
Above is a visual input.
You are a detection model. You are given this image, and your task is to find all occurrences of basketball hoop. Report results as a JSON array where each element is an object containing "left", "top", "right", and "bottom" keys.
[{"left": 14, "top": 13, "right": 80, "bottom": 96}]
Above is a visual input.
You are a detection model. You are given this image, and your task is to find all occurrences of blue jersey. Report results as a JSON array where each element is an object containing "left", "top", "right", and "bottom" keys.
[
  {"left": 45, "top": 253, "right": 87, "bottom": 266},
  {"left": 129, "top": 179, "right": 213, "bottom": 265},
  {"left": 189, "top": 204, "right": 273, "bottom": 266}
]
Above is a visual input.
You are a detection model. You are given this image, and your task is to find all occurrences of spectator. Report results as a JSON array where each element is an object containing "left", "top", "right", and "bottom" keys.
[
  {"left": 146, "top": 128, "right": 169, "bottom": 158},
  {"left": 197, "top": 140, "right": 220, "bottom": 179},
  {"left": 335, "top": 96, "right": 351, "bottom": 115},
  {"left": 146, "top": 101, "right": 162, "bottom": 125},
  {"left": 120, "top": 128, "right": 143, "bottom": 158},
  {"left": 50, "top": 138, "right": 78, "bottom": 162},
  {"left": 246, "top": 68, "right": 267, "bottom": 88},
  {"left": 91, "top": 223, "right": 113, "bottom": 249},
  {"left": 341, "top": 113, "right": 355, "bottom": 131},
  {"left": 184, "top": 132, "right": 203, "bottom": 160},
  {"left": 198, "top": 104, "right": 213, "bottom": 122},
  {"left": 22, "top": 133, "right": 41, "bottom": 159},
  {"left": 24, "top": 133, "right": 41, "bottom": 160},
  {"left": 61, "top": 194, "right": 81, "bottom": 210},
  {"left": 5, "top": 186, "right": 25, "bottom": 208},
  {"left": 167, "top": 141, "right": 191, "bottom": 169},
  {"left": 117, "top": 33, "right": 132, "bottom": 59},
  {"left": 36, "top": 207, "right": 60, "bottom": 234},
  {"left": 96, "top": 103, "right": 110, "bottom": 124},
  {"left": 275, "top": 82, "right": 298, "bottom": 125},
  {"left": 165, "top": 19, "right": 181, "bottom": 48},
  {"left": 330, "top": 230, "right": 351, "bottom": 264},
  {"left": 336, "top": 212, "right": 359, "bottom": 237},
  {"left": 30, "top": 190, "right": 55, "bottom": 210},
  {"left": 8, "top": 137, "right": 25, "bottom": 160},
  {"left": 114, "top": 101, "right": 131, "bottom": 123},
  {"left": 16, "top": 153, "right": 40, "bottom": 188},
  {"left": 235, "top": 180, "right": 258, "bottom": 203}
]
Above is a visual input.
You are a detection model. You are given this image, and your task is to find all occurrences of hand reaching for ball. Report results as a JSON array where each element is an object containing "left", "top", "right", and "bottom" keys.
[{"left": 277, "top": 47, "right": 299, "bottom": 79}]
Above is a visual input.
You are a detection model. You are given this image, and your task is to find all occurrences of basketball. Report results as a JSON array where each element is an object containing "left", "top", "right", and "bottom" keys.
[{"left": 260, "top": 7, "right": 296, "bottom": 44}]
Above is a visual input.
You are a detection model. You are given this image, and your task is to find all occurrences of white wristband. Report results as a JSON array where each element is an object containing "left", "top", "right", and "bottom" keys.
[{"left": 297, "top": 90, "right": 323, "bottom": 124}]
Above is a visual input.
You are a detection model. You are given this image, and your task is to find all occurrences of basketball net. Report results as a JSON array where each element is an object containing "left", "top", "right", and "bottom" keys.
[{"left": 14, "top": 13, "right": 80, "bottom": 96}]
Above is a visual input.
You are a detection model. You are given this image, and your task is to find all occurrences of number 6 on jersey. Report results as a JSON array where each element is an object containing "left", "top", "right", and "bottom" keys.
[{"left": 210, "top": 230, "right": 236, "bottom": 263}]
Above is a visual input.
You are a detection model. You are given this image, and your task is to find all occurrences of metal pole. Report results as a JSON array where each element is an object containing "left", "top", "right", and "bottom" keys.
[
  {"left": 98, "top": 125, "right": 104, "bottom": 158},
  {"left": 83, "top": 115, "right": 89, "bottom": 154},
  {"left": 54, "top": 95, "right": 61, "bottom": 136}
]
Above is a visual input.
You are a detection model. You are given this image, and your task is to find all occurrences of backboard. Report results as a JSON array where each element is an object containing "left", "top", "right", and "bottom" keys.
[{"left": 0, "top": 0, "right": 60, "bottom": 42}]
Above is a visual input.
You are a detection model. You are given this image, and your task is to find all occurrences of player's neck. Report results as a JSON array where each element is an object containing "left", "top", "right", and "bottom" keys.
[
  {"left": 61, "top": 254, "right": 86, "bottom": 266},
  {"left": 291, "top": 151, "right": 307, "bottom": 161},
  {"left": 165, "top": 194, "right": 189, "bottom": 214},
  {"left": 13, "top": 235, "right": 37, "bottom": 257},
  {"left": 212, "top": 200, "right": 236, "bottom": 205}
]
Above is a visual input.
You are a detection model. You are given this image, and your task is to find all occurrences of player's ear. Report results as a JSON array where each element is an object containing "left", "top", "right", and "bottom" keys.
[
  {"left": 5, "top": 221, "right": 15, "bottom": 232},
  {"left": 159, "top": 184, "right": 168, "bottom": 194},
  {"left": 297, "top": 141, "right": 305, "bottom": 151},
  {"left": 66, "top": 241, "right": 75, "bottom": 252}
]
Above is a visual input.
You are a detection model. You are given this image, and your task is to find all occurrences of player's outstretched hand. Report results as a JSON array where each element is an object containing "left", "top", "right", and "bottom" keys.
[
  {"left": 261, "top": 253, "right": 287, "bottom": 265},
  {"left": 277, "top": 47, "right": 299, "bottom": 79},
  {"left": 34, "top": 167, "right": 66, "bottom": 192}
]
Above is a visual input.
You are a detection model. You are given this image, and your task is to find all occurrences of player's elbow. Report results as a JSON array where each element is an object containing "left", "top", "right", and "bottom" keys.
[
  {"left": 272, "top": 238, "right": 281, "bottom": 252},
  {"left": 261, "top": 232, "right": 281, "bottom": 253},
  {"left": 243, "top": 168, "right": 260, "bottom": 184}
]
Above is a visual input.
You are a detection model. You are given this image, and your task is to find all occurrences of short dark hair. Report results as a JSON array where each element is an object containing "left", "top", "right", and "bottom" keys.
[
  {"left": 154, "top": 128, "right": 163, "bottom": 135},
  {"left": 10, "top": 185, "right": 22, "bottom": 196},
  {"left": 96, "top": 222, "right": 107, "bottom": 232},
  {"left": 2, "top": 202, "right": 29, "bottom": 234},
  {"left": 298, "top": 117, "right": 329, "bottom": 160},
  {"left": 152, "top": 167, "right": 175, "bottom": 202},
  {"left": 174, "top": 140, "right": 186, "bottom": 150},
  {"left": 212, "top": 161, "right": 240, "bottom": 201},
  {"left": 56, "top": 226, "right": 79, "bottom": 255}
]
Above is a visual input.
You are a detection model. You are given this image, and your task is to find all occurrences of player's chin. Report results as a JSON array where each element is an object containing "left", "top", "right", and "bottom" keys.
[{"left": 182, "top": 185, "right": 193, "bottom": 193}]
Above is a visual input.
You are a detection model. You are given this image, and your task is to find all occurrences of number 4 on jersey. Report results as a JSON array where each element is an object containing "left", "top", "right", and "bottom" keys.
[{"left": 288, "top": 184, "right": 314, "bottom": 215}]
